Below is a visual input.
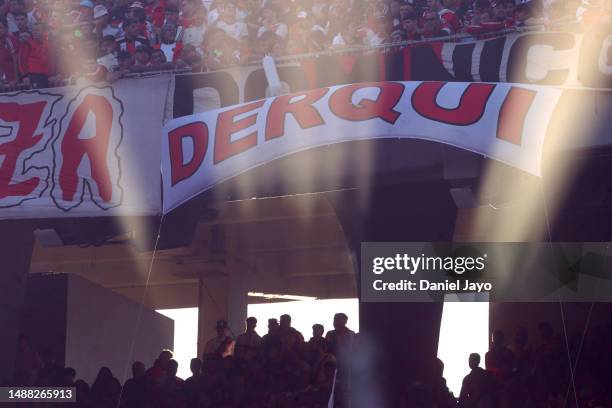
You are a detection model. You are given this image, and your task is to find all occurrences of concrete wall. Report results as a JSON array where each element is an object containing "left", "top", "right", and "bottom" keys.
[
  {"left": 65, "top": 274, "right": 174, "bottom": 384},
  {"left": 0, "top": 222, "right": 34, "bottom": 383},
  {"left": 20, "top": 274, "right": 68, "bottom": 365},
  {"left": 19, "top": 273, "right": 174, "bottom": 385}
]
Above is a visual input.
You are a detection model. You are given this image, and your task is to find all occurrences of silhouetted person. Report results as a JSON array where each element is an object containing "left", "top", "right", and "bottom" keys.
[
  {"left": 235, "top": 316, "right": 262, "bottom": 361},
  {"left": 325, "top": 313, "right": 354, "bottom": 408},
  {"left": 505, "top": 326, "right": 533, "bottom": 405},
  {"left": 325, "top": 313, "right": 355, "bottom": 357},
  {"left": 459, "top": 353, "right": 498, "bottom": 408},
  {"left": 510, "top": 326, "right": 533, "bottom": 377},
  {"left": 121, "top": 361, "right": 146, "bottom": 408},
  {"left": 204, "top": 319, "right": 235, "bottom": 357},
  {"left": 74, "top": 379, "right": 91, "bottom": 407},
  {"left": 158, "top": 359, "right": 184, "bottom": 407},
  {"left": 185, "top": 358, "right": 202, "bottom": 383},
  {"left": 262, "top": 318, "right": 279, "bottom": 342},
  {"left": 485, "top": 330, "right": 515, "bottom": 382},
  {"left": 145, "top": 349, "right": 173, "bottom": 386},
  {"left": 534, "top": 321, "right": 565, "bottom": 398},
  {"left": 309, "top": 333, "right": 336, "bottom": 386},
  {"left": 278, "top": 314, "right": 304, "bottom": 350},
  {"left": 166, "top": 359, "right": 183, "bottom": 383},
  {"left": 261, "top": 318, "right": 280, "bottom": 357},
  {"left": 315, "top": 360, "right": 337, "bottom": 398},
  {"left": 91, "top": 367, "right": 121, "bottom": 406},
  {"left": 183, "top": 358, "right": 202, "bottom": 407},
  {"left": 199, "top": 354, "right": 225, "bottom": 407},
  {"left": 60, "top": 367, "right": 76, "bottom": 387},
  {"left": 428, "top": 358, "right": 456, "bottom": 407},
  {"left": 308, "top": 323, "right": 328, "bottom": 351}
]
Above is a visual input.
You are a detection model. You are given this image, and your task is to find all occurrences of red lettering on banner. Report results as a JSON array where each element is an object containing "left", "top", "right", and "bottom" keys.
[
  {"left": 0, "top": 101, "right": 46, "bottom": 199},
  {"left": 265, "top": 88, "right": 328, "bottom": 140},
  {"left": 59, "top": 94, "right": 114, "bottom": 202},
  {"left": 328, "top": 82, "right": 403, "bottom": 124},
  {"left": 169, "top": 122, "right": 209, "bottom": 186},
  {"left": 411, "top": 82, "right": 495, "bottom": 125},
  {"left": 496, "top": 87, "right": 536, "bottom": 145},
  {"left": 214, "top": 100, "right": 265, "bottom": 164}
]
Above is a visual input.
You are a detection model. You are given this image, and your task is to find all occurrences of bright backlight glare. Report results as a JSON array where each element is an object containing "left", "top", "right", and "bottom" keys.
[
  {"left": 247, "top": 298, "right": 359, "bottom": 338},
  {"left": 437, "top": 295, "right": 489, "bottom": 397},
  {"left": 157, "top": 307, "right": 198, "bottom": 380},
  {"left": 158, "top": 298, "right": 483, "bottom": 394}
]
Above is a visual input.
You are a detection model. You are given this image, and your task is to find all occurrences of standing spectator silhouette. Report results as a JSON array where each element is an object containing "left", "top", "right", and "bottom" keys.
[
  {"left": 262, "top": 318, "right": 279, "bottom": 341},
  {"left": 428, "top": 358, "right": 457, "bottom": 407},
  {"left": 74, "top": 379, "right": 91, "bottom": 407},
  {"left": 325, "top": 312, "right": 355, "bottom": 408},
  {"left": 506, "top": 326, "right": 533, "bottom": 406},
  {"left": 60, "top": 367, "right": 77, "bottom": 387},
  {"left": 204, "top": 319, "right": 235, "bottom": 357},
  {"left": 485, "top": 330, "right": 516, "bottom": 383},
  {"left": 121, "top": 361, "right": 147, "bottom": 408},
  {"left": 325, "top": 313, "right": 355, "bottom": 357},
  {"left": 308, "top": 323, "right": 328, "bottom": 352},
  {"left": 145, "top": 349, "right": 173, "bottom": 387},
  {"left": 459, "top": 353, "right": 498, "bottom": 408},
  {"left": 261, "top": 317, "right": 280, "bottom": 356},
  {"left": 308, "top": 329, "right": 336, "bottom": 387},
  {"left": 533, "top": 321, "right": 566, "bottom": 401},
  {"left": 183, "top": 358, "right": 202, "bottom": 407},
  {"left": 91, "top": 366, "right": 121, "bottom": 406},
  {"left": 278, "top": 314, "right": 305, "bottom": 351},
  {"left": 235, "top": 316, "right": 262, "bottom": 361},
  {"left": 157, "top": 359, "right": 184, "bottom": 408},
  {"left": 510, "top": 326, "right": 532, "bottom": 376}
]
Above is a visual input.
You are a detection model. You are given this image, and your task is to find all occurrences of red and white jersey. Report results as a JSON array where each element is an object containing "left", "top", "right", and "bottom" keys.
[
  {"left": 154, "top": 41, "right": 184, "bottom": 62},
  {"left": 439, "top": 8, "right": 462, "bottom": 34}
]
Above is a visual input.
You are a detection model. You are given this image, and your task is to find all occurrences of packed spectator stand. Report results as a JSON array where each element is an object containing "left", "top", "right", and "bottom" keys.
[
  {"left": 0, "top": 0, "right": 606, "bottom": 91},
  {"left": 10, "top": 312, "right": 612, "bottom": 407}
]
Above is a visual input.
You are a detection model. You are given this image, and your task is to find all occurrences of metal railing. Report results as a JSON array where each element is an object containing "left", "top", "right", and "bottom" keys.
[{"left": 0, "top": 20, "right": 595, "bottom": 92}]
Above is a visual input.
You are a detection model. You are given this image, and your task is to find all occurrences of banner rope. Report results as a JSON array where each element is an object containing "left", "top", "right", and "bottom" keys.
[
  {"left": 115, "top": 214, "right": 165, "bottom": 408},
  {"left": 538, "top": 178, "right": 579, "bottom": 408}
]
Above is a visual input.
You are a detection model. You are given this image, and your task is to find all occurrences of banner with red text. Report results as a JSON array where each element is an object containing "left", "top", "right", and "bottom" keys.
[
  {"left": 171, "top": 31, "right": 612, "bottom": 118},
  {"left": 0, "top": 75, "right": 171, "bottom": 219},
  {"left": 162, "top": 81, "right": 562, "bottom": 213}
]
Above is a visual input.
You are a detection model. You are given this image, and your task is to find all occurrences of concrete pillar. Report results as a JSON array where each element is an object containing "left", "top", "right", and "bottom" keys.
[
  {"left": 227, "top": 267, "right": 249, "bottom": 338},
  {"left": 326, "top": 181, "right": 458, "bottom": 408},
  {"left": 0, "top": 221, "right": 34, "bottom": 384},
  {"left": 196, "top": 263, "right": 251, "bottom": 358},
  {"left": 197, "top": 276, "right": 228, "bottom": 358}
]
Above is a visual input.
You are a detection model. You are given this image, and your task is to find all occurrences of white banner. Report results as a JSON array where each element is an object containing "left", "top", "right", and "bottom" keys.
[
  {"left": 161, "top": 81, "right": 562, "bottom": 214},
  {"left": 0, "top": 75, "right": 171, "bottom": 220}
]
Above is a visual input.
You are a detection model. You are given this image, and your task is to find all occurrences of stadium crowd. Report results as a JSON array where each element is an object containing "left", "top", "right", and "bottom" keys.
[
  {"left": 0, "top": 0, "right": 607, "bottom": 90},
  {"left": 10, "top": 312, "right": 612, "bottom": 407}
]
